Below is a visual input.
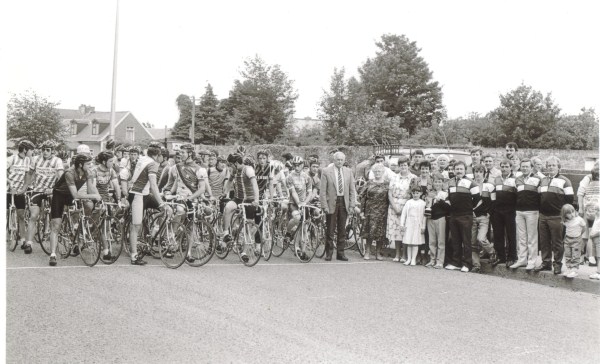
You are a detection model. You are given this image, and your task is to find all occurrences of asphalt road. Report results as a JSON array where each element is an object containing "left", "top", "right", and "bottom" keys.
[{"left": 6, "top": 246, "right": 600, "bottom": 364}]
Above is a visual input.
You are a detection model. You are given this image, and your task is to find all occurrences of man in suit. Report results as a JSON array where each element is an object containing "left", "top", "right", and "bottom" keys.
[{"left": 320, "top": 151, "right": 357, "bottom": 261}]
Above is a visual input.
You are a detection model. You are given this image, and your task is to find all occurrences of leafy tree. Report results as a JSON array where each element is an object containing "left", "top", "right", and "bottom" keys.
[
  {"left": 358, "top": 34, "right": 444, "bottom": 135},
  {"left": 194, "top": 84, "right": 228, "bottom": 145},
  {"left": 172, "top": 94, "right": 194, "bottom": 140},
  {"left": 342, "top": 104, "right": 409, "bottom": 146},
  {"left": 223, "top": 55, "right": 298, "bottom": 143},
  {"left": 538, "top": 108, "right": 599, "bottom": 149},
  {"left": 7, "top": 90, "right": 68, "bottom": 146},
  {"left": 490, "top": 84, "right": 561, "bottom": 147}
]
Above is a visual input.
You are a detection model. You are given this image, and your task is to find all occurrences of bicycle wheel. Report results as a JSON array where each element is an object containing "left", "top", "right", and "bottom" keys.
[
  {"left": 57, "top": 217, "right": 73, "bottom": 259},
  {"left": 235, "top": 220, "right": 262, "bottom": 267},
  {"left": 122, "top": 218, "right": 132, "bottom": 258},
  {"left": 271, "top": 213, "right": 287, "bottom": 257},
  {"left": 215, "top": 214, "right": 232, "bottom": 259},
  {"left": 295, "top": 221, "right": 317, "bottom": 263},
  {"left": 100, "top": 217, "right": 124, "bottom": 265},
  {"left": 260, "top": 217, "right": 273, "bottom": 261},
  {"left": 37, "top": 208, "right": 52, "bottom": 255},
  {"left": 159, "top": 221, "right": 186, "bottom": 269},
  {"left": 314, "top": 217, "right": 326, "bottom": 259},
  {"left": 344, "top": 215, "right": 361, "bottom": 251},
  {"left": 77, "top": 218, "right": 101, "bottom": 267},
  {"left": 7, "top": 207, "right": 19, "bottom": 252},
  {"left": 186, "top": 219, "right": 216, "bottom": 267}
]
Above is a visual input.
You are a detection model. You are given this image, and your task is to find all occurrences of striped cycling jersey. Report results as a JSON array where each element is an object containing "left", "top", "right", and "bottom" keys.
[
  {"left": 96, "top": 165, "right": 118, "bottom": 200},
  {"left": 167, "top": 161, "right": 207, "bottom": 198},
  {"left": 286, "top": 171, "right": 312, "bottom": 203},
  {"left": 255, "top": 163, "right": 273, "bottom": 196},
  {"left": 7, "top": 154, "right": 31, "bottom": 191},
  {"left": 30, "top": 155, "right": 64, "bottom": 192},
  {"left": 233, "top": 165, "right": 256, "bottom": 201},
  {"left": 129, "top": 156, "right": 159, "bottom": 195}
]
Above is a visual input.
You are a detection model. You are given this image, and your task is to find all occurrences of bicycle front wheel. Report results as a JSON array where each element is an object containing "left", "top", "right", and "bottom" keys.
[
  {"left": 214, "top": 214, "right": 230, "bottom": 259},
  {"left": 186, "top": 219, "right": 216, "bottom": 267},
  {"left": 295, "top": 221, "right": 317, "bottom": 263},
  {"left": 7, "top": 207, "right": 19, "bottom": 252},
  {"left": 77, "top": 219, "right": 101, "bottom": 267},
  {"left": 270, "top": 213, "right": 287, "bottom": 257},
  {"left": 159, "top": 223, "right": 187, "bottom": 269},
  {"left": 100, "top": 217, "right": 124, "bottom": 265},
  {"left": 57, "top": 217, "right": 73, "bottom": 259},
  {"left": 235, "top": 220, "right": 262, "bottom": 267},
  {"left": 37, "top": 208, "right": 52, "bottom": 255},
  {"left": 260, "top": 218, "right": 273, "bottom": 261},
  {"left": 314, "top": 217, "right": 326, "bottom": 259}
]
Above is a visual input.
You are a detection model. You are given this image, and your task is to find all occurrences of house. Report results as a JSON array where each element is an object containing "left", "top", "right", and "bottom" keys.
[
  {"left": 58, "top": 105, "right": 155, "bottom": 154},
  {"left": 145, "top": 127, "right": 186, "bottom": 151},
  {"left": 293, "top": 117, "right": 323, "bottom": 131}
]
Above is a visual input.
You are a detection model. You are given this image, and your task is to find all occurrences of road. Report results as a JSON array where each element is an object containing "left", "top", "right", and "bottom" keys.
[{"left": 6, "top": 247, "right": 600, "bottom": 363}]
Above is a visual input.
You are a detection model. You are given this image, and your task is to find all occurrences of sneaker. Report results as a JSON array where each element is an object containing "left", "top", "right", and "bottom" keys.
[
  {"left": 363, "top": 256, "right": 370, "bottom": 260},
  {"left": 460, "top": 266, "right": 469, "bottom": 273},
  {"left": 392, "top": 257, "right": 400, "bottom": 262},
  {"left": 589, "top": 257, "right": 597, "bottom": 267},
  {"left": 102, "top": 252, "right": 112, "bottom": 261},
  {"left": 509, "top": 262, "right": 525, "bottom": 269},
  {"left": 525, "top": 264, "right": 535, "bottom": 271},
  {"left": 24, "top": 242, "right": 33, "bottom": 254},
  {"left": 434, "top": 264, "right": 443, "bottom": 269},
  {"left": 399, "top": 258, "right": 407, "bottom": 263},
  {"left": 131, "top": 256, "right": 147, "bottom": 266},
  {"left": 71, "top": 245, "right": 80, "bottom": 257},
  {"left": 240, "top": 253, "right": 249, "bottom": 263},
  {"left": 425, "top": 262, "right": 434, "bottom": 268},
  {"left": 445, "top": 264, "right": 459, "bottom": 270},
  {"left": 186, "top": 256, "right": 196, "bottom": 263},
  {"left": 589, "top": 273, "right": 600, "bottom": 280},
  {"left": 49, "top": 255, "right": 57, "bottom": 266},
  {"left": 471, "top": 266, "right": 481, "bottom": 273},
  {"left": 566, "top": 271, "right": 578, "bottom": 278}
]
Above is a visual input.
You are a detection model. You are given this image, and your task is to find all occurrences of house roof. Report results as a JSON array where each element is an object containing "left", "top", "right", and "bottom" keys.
[
  {"left": 57, "top": 109, "right": 129, "bottom": 123},
  {"left": 146, "top": 128, "right": 173, "bottom": 140}
]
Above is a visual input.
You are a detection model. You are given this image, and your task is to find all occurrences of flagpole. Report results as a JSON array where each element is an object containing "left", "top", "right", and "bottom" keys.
[{"left": 109, "top": 0, "right": 120, "bottom": 145}]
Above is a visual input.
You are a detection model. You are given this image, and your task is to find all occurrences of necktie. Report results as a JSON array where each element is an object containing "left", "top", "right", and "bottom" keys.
[{"left": 337, "top": 167, "right": 343, "bottom": 195}]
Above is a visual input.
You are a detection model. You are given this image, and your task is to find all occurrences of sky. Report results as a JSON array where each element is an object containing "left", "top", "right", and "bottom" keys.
[{"left": 3, "top": 0, "right": 600, "bottom": 129}]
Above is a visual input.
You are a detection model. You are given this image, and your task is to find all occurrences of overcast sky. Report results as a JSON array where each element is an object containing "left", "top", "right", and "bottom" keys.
[{"left": 4, "top": 0, "right": 599, "bottom": 129}]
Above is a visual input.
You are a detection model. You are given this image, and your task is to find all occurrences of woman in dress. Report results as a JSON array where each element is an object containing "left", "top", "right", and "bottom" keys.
[
  {"left": 387, "top": 156, "right": 417, "bottom": 262},
  {"left": 360, "top": 163, "right": 390, "bottom": 260}
]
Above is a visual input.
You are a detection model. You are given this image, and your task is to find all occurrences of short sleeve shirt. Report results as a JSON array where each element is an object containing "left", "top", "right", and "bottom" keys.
[
  {"left": 54, "top": 167, "right": 92, "bottom": 195},
  {"left": 287, "top": 171, "right": 312, "bottom": 202},
  {"left": 7, "top": 154, "right": 31, "bottom": 191},
  {"left": 30, "top": 156, "right": 64, "bottom": 192},
  {"left": 96, "top": 165, "right": 118, "bottom": 199},
  {"left": 130, "top": 157, "right": 159, "bottom": 195}
]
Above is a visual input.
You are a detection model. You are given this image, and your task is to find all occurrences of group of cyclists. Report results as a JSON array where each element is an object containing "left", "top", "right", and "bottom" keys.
[{"left": 6, "top": 139, "right": 331, "bottom": 267}]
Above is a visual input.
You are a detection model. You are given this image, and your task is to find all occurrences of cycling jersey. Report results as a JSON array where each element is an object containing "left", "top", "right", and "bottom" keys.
[
  {"left": 166, "top": 160, "right": 207, "bottom": 198},
  {"left": 255, "top": 163, "right": 273, "bottom": 197},
  {"left": 273, "top": 170, "right": 288, "bottom": 198},
  {"left": 287, "top": 171, "right": 312, "bottom": 203},
  {"left": 207, "top": 166, "right": 229, "bottom": 197},
  {"left": 96, "top": 164, "right": 118, "bottom": 201},
  {"left": 53, "top": 167, "right": 92, "bottom": 195},
  {"left": 30, "top": 155, "right": 64, "bottom": 192},
  {"left": 129, "top": 156, "right": 159, "bottom": 196},
  {"left": 233, "top": 165, "right": 257, "bottom": 201},
  {"left": 7, "top": 154, "right": 31, "bottom": 191}
]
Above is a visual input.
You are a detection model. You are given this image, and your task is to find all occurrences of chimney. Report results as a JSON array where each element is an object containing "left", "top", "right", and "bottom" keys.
[{"left": 79, "top": 104, "right": 86, "bottom": 115}]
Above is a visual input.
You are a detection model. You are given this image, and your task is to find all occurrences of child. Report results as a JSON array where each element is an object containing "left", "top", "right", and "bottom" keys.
[
  {"left": 561, "top": 204, "right": 586, "bottom": 278},
  {"left": 427, "top": 173, "right": 449, "bottom": 268},
  {"left": 400, "top": 187, "right": 427, "bottom": 266},
  {"left": 589, "top": 210, "right": 600, "bottom": 280}
]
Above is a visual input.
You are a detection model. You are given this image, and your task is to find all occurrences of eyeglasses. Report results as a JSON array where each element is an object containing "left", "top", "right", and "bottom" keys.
[{"left": 43, "top": 148, "right": 52, "bottom": 152}]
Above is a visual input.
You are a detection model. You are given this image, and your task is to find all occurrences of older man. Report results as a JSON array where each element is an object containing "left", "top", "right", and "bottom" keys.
[
  {"left": 320, "top": 151, "right": 357, "bottom": 261},
  {"left": 535, "top": 156, "right": 574, "bottom": 274}
]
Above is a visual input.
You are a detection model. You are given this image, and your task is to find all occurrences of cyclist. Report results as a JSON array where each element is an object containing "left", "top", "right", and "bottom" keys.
[
  {"left": 7, "top": 140, "right": 35, "bottom": 251},
  {"left": 255, "top": 149, "right": 275, "bottom": 200},
  {"left": 120, "top": 145, "right": 141, "bottom": 194},
  {"left": 221, "top": 153, "right": 260, "bottom": 262},
  {"left": 156, "top": 144, "right": 170, "bottom": 190},
  {"left": 286, "top": 156, "right": 314, "bottom": 250},
  {"left": 25, "top": 140, "right": 64, "bottom": 254},
  {"left": 308, "top": 157, "right": 321, "bottom": 207},
  {"left": 208, "top": 154, "right": 230, "bottom": 215},
  {"left": 56, "top": 150, "right": 70, "bottom": 167},
  {"left": 94, "top": 151, "right": 127, "bottom": 260},
  {"left": 48, "top": 154, "right": 101, "bottom": 266},
  {"left": 126, "top": 144, "right": 168, "bottom": 265}
]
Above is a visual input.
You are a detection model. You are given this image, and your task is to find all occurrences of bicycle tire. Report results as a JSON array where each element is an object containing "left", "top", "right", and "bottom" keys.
[
  {"left": 344, "top": 215, "right": 362, "bottom": 251},
  {"left": 57, "top": 216, "right": 73, "bottom": 259},
  {"left": 159, "top": 221, "right": 186, "bottom": 269},
  {"left": 100, "top": 216, "right": 124, "bottom": 265},
  {"left": 270, "top": 213, "right": 287, "bottom": 257},
  {"left": 37, "top": 208, "right": 52, "bottom": 255},
  {"left": 7, "top": 207, "right": 19, "bottom": 252},
  {"left": 186, "top": 219, "right": 216, "bottom": 267},
  {"left": 295, "top": 221, "right": 317, "bottom": 263},
  {"left": 314, "top": 217, "right": 326, "bottom": 259},
  {"left": 260, "top": 217, "right": 273, "bottom": 261},
  {"left": 235, "top": 220, "right": 262, "bottom": 267},
  {"left": 215, "top": 214, "right": 233, "bottom": 259},
  {"left": 77, "top": 218, "right": 101, "bottom": 267}
]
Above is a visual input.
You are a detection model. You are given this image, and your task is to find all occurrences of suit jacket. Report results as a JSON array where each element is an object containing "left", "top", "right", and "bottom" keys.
[{"left": 320, "top": 164, "right": 356, "bottom": 214}]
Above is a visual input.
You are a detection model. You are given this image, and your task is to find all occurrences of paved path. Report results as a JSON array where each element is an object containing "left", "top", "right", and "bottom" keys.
[{"left": 6, "top": 248, "right": 600, "bottom": 363}]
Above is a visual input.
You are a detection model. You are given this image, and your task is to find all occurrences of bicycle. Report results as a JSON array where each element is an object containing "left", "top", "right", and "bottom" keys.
[
  {"left": 257, "top": 198, "right": 275, "bottom": 261},
  {"left": 313, "top": 211, "right": 365, "bottom": 258},
  {"left": 180, "top": 197, "right": 217, "bottom": 267},
  {"left": 56, "top": 199, "right": 102, "bottom": 267},
  {"left": 216, "top": 202, "right": 263, "bottom": 267},
  {"left": 270, "top": 198, "right": 289, "bottom": 258},
  {"left": 6, "top": 193, "right": 21, "bottom": 252},
  {"left": 93, "top": 200, "right": 125, "bottom": 265},
  {"left": 24, "top": 191, "right": 53, "bottom": 255},
  {"left": 274, "top": 204, "right": 320, "bottom": 263}
]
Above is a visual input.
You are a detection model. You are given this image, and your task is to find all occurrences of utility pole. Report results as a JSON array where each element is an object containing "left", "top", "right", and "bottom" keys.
[
  {"left": 191, "top": 96, "right": 195, "bottom": 144},
  {"left": 109, "top": 0, "right": 120, "bottom": 144}
]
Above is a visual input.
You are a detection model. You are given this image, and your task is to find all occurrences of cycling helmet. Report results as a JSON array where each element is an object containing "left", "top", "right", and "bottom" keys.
[
  {"left": 308, "top": 157, "right": 319, "bottom": 167},
  {"left": 291, "top": 156, "right": 303, "bottom": 165},
  {"left": 216, "top": 155, "right": 227, "bottom": 164},
  {"left": 72, "top": 153, "right": 93, "bottom": 167},
  {"left": 148, "top": 141, "right": 162, "bottom": 149},
  {"left": 18, "top": 140, "right": 36, "bottom": 151},
  {"left": 243, "top": 155, "right": 255, "bottom": 167},
  {"left": 128, "top": 145, "right": 142, "bottom": 154},
  {"left": 180, "top": 143, "right": 194, "bottom": 151},
  {"left": 56, "top": 150, "right": 69, "bottom": 161},
  {"left": 39, "top": 140, "right": 58, "bottom": 150},
  {"left": 115, "top": 144, "right": 127, "bottom": 152},
  {"left": 284, "top": 161, "right": 293, "bottom": 170},
  {"left": 198, "top": 149, "right": 211, "bottom": 156},
  {"left": 106, "top": 139, "right": 115, "bottom": 150},
  {"left": 256, "top": 149, "right": 269, "bottom": 158},
  {"left": 235, "top": 145, "right": 247, "bottom": 155},
  {"left": 96, "top": 151, "right": 114, "bottom": 164}
]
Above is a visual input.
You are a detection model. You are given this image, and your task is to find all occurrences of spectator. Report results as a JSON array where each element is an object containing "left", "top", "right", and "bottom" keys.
[
  {"left": 535, "top": 156, "right": 574, "bottom": 274},
  {"left": 561, "top": 204, "right": 586, "bottom": 278},
  {"left": 531, "top": 156, "right": 546, "bottom": 179},
  {"left": 368, "top": 154, "right": 396, "bottom": 182},
  {"left": 466, "top": 147, "right": 483, "bottom": 179},
  {"left": 400, "top": 186, "right": 427, "bottom": 266},
  {"left": 426, "top": 173, "right": 449, "bottom": 268},
  {"left": 491, "top": 158, "right": 519, "bottom": 267},
  {"left": 471, "top": 164, "right": 498, "bottom": 273},
  {"left": 387, "top": 156, "right": 417, "bottom": 262},
  {"left": 512, "top": 158, "right": 542, "bottom": 270},
  {"left": 505, "top": 142, "right": 518, "bottom": 159},
  {"left": 579, "top": 163, "right": 599, "bottom": 266},
  {"left": 355, "top": 155, "right": 375, "bottom": 181},
  {"left": 360, "top": 163, "right": 390, "bottom": 260},
  {"left": 410, "top": 149, "right": 425, "bottom": 175},
  {"left": 482, "top": 153, "right": 501, "bottom": 182},
  {"left": 588, "top": 210, "right": 600, "bottom": 279}
]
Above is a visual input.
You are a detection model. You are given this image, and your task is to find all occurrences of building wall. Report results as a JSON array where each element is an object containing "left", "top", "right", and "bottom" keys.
[{"left": 114, "top": 113, "right": 153, "bottom": 145}]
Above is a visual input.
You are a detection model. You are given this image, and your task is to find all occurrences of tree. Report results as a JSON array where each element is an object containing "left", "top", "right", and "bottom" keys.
[
  {"left": 342, "top": 104, "right": 409, "bottom": 146},
  {"left": 490, "top": 84, "right": 561, "bottom": 147},
  {"left": 223, "top": 55, "right": 298, "bottom": 143},
  {"left": 7, "top": 90, "right": 68, "bottom": 145},
  {"left": 194, "top": 84, "right": 228, "bottom": 145},
  {"left": 141, "top": 121, "right": 154, "bottom": 128},
  {"left": 358, "top": 34, "right": 444, "bottom": 135},
  {"left": 172, "top": 94, "right": 194, "bottom": 140}
]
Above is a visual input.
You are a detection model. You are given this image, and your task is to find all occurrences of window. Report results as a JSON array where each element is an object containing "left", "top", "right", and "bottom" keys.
[
  {"left": 91, "top": 121, "right": 99, "bottom": 135},
  {"left": 126, "top": 127, "right": 135, "bottom": 142},
  {"left": 71, "top": 121, "right": 77, "bottom": 136}
]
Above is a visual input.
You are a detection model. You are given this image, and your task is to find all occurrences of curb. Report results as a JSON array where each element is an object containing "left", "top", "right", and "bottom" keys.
[{"left": 374, "top": 247, "right": 600, "bottom": 294}]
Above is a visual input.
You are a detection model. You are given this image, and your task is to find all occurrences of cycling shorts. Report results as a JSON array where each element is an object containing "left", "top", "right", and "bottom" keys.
[
  {"left": 7, "top": 194, "right": 26, "bottom": 210},
  {"left": 30, "top": 192, "right": 49, "bottom": 207},
  {"left": 50, "top": 192, "right": 74, "bottom": 219}
]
